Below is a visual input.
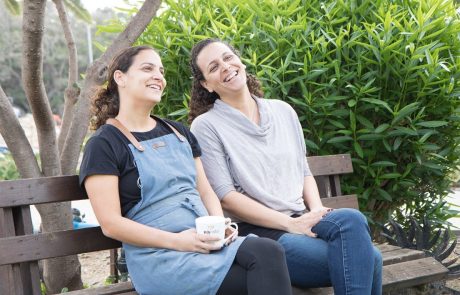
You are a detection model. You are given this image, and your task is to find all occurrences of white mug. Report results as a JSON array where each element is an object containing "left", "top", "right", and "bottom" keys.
[{"left": 195, "top": 216, "right": 238, "bottom": 247}]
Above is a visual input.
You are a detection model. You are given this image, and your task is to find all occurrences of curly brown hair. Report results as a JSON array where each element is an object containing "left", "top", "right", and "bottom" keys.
[
  {"left": 188, "top": 39, "right": 263, "bottom": 124},
  {"left": 91, "top": 45, "right": 156, "bottom": 130}
]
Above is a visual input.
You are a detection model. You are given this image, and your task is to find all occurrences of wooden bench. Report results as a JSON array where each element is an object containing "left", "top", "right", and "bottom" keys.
[{"left": 0, "top": 154, "right": 448, "bottom": 294}]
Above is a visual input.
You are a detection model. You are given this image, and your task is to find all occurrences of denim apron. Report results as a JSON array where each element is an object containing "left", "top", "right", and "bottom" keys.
[{"left": 120, "top": 121, "right": 245, "bottom": 295}]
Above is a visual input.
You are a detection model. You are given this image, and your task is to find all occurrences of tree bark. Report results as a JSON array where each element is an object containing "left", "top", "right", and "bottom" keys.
[
  {"left": 22, "top": 0, "right": 60, "bottom": 177},
  {"left": 22, "top": 0, "right": 82, "bottom": 292},
  {"left": 53, "top": 0, "right": 79, "bottom": 155},
  {"left": 0, "top": 85, "right": 41, "bottom": 178},
  {"left": 60, "top": 0, "right": 162, "bottom": 175}
]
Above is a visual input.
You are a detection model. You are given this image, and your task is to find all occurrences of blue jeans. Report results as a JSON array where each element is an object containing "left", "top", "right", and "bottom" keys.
[{"left": 278, "top": 208, "right": 382, "bottom": 295}]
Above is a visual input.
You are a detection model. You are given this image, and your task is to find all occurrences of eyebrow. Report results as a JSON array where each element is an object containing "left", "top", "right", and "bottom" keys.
[
  {"left": 207, "top": 51, "right": 232, "bottom": 71},
  {"left": 140, "top": 62, "right": 164, "bottom": 71}
]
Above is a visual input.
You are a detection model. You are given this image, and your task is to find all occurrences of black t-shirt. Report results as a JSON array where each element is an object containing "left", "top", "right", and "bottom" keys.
[{"left": 79, "top": 118, "right": 202, "bottom": 216}]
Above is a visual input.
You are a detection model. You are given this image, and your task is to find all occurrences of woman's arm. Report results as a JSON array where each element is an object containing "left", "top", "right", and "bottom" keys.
[
  {"left": 221, "top": 191, "right": 324, "bottom": 237},
  {"left": 302, "top": 175, "right": 325, "bottom": 211},
  {"left": 85, "top": 174, "right": 220, "bottom": 253},
  {"left": 195, "top": 157, "right": 224, "bottom": 216}
]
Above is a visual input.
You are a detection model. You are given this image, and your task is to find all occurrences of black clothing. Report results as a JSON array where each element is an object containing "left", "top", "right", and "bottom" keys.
[
  {"left": 79, "top": 118, "right": 201, "bottom": 215},
  {"left": 217, "top": 237, "right": 292, "bottom": 295}
]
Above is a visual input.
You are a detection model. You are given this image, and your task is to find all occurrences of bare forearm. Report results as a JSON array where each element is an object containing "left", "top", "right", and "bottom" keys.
[
  {"left": 221, "top": 191, "right": 291, "bottom": 231},
  {"left": 200, "top": 192, "right": 224, "bottom": 216},
  {"left": 98, "top": 214, "right": 180, "bottom": 249},
  {"left": 303, "top": 175, "right": 323, "bottom": 211}
]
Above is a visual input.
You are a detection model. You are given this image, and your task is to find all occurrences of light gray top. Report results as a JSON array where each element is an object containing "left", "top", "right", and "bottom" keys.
[{"left": 191, "top": 97, "right": 311, "bottom": 219}]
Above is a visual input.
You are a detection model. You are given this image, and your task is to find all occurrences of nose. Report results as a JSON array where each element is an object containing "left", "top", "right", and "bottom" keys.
[{"left": 222, "top": 62, "right": 230, "bottom": 71}]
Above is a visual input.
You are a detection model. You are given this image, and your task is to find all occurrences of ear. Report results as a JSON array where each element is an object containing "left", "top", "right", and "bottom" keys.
[
  {"left": 200, "top": 80, "right": 213, "bottom": 93},
  {"left": 113, "top": 70, "right": 126, "bottom": 88}
]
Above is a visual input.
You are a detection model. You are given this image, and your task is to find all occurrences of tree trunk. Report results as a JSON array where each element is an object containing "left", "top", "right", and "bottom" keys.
[
  {"left": 0, "top": 0, "right": 162, "bottom": 292},
  {"left": 22, "top": 0, "right": 83, "bottom": 293},
  {"left": 60, "top": 0, "right": 162, "bottom": 175},
  {"left": 53, "top": 0, "right": 79, "bottom": 155}
]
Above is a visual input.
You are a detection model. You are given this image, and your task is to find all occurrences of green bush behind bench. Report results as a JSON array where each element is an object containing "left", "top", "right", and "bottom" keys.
[{"left": 111, "top": 0, "right": 460, "bottom": 229}]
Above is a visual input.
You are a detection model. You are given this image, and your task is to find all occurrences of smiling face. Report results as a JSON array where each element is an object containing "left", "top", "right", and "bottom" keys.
[
  {"left": 114, "top": 49, "right": 166, "bottom": 105},
  {"left": 196, "top": 42, "right": 247, "bottom": 98}
]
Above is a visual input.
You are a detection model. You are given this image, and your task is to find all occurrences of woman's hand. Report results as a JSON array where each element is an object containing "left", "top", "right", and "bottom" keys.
[
  {"left": 285, "top": 209, "right": 329, "bottom": 237},
  {"left": 223, "top": 226, "right": 238, "bottom": 246},
  {"left": 174, "top": 229, "right": 222, "bottom": 253}
]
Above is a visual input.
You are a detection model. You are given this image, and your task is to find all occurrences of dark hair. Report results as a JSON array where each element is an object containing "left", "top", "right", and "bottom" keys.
[
  {"left": 188, "top": 39, "right": 263, "bottom": 124},
  {"left": 91, "top": 45, "right": 155, "bottom": 130}
]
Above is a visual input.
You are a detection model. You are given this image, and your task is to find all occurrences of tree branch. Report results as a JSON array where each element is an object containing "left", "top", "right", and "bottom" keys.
[
  {"left": 52, "top": 0, "right": 80, "bottom": 155},
  {"left": 22, "top": 0, "right": 60, "bottom": 177},
  {"left": 60, "top": 0, "right": 162, "bottom": 174},
  {"left": 0, "top": 84, "right": 41, "bottom": 178}
]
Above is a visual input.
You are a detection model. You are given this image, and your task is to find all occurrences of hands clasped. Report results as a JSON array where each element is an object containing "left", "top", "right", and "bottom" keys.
[{"left": 286, "top": 207, "right": 333, "bottom": 237}]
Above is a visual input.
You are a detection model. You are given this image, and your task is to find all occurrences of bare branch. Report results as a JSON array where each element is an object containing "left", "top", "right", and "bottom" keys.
[
  {"left": 22, "top": 0, "right": 60, "bottom": 177},
  {"left": 53, "top": 0, "right": 80, "bottom": 155},
  {"left": 0, "top": 84, "right": 41, "bottom": 178},
  {"left": 60, "top": 0, "right": 162, "bottom": 174}
]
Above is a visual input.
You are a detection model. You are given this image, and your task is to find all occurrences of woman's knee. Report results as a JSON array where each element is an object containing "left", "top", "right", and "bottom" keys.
[
  {"left": 373, "top": 246, "right": 383, "bottom": 269},
  {"left": 241, "top": 237, "right": 286, "bottom": 261},
  {"left": 328, "top": 208, "right": 368, "bottom": 227}
]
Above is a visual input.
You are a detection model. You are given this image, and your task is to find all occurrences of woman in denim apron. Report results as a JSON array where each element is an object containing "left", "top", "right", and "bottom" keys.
[{"left": 79, "top": 46, "right": 292, "bottom": 295}]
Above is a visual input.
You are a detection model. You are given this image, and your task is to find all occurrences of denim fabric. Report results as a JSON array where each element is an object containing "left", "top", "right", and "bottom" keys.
[
  {"left": 278, "top": 208, "right": 382, "bottom": 295},
  {"left": 123, "top": 132, "right": 245, "bottom": 295}
]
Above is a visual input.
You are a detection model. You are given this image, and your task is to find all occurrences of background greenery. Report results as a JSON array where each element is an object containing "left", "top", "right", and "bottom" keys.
[{"left": 112, "top": 0, "right": 460, "bottom": 227}]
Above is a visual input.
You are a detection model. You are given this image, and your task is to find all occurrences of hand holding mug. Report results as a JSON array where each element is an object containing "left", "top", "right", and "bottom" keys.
[{"left": 195, "top": 216, "right": 238, "bottom": 249}]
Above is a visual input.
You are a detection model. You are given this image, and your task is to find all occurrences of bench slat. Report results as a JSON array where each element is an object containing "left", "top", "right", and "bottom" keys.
[
  {"left": 382, "top": 257, "right": 448, "bottom": 291},
  {"left": 0, "top": 175, "right": 87, "bottom": 207},
  {"left": 381, "top": 248, "right": 425, "bottom": 266},
  {"left": 0, "top": 227, "right": 121, "bottom": 265},
  {"left": 65, "top": 281, "right": 136, "bottom": 295},
  {"left": 320, "top": 195, "right": 359, "bottom": 210},
  {"left": 307, "top": 154, "right": 353, "bottom": 176}
]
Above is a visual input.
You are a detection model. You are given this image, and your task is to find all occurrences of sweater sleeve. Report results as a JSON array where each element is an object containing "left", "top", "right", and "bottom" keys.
[
  {"left": 288, "top": 105, "right": 312, "bottom": 177},
  {"left": 191, "top": 118, "right": 237, "bottom": 200}
]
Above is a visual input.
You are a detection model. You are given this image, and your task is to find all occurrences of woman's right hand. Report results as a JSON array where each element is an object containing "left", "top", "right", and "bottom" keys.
[
  {"left": 174, "top": 229, "right": 222, "bottom": 253},
  {"left": 285, "top": 209, "right": 328, "bottom": 237}
]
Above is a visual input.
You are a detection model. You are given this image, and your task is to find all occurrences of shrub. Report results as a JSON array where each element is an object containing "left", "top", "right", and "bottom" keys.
[
  {"left": 0, "top": 153, "right": 19, "bottom": 180},
  {"left": 112, "top": 0, "right": 460, "bottom": 226}
]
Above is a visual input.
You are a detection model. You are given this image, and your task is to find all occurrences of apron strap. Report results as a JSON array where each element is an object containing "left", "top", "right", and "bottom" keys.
[
  {"left": 157, "top": 117, "right": 186, "bottom": 142},
  {"left": 106, "top": 118, "right": 145, "bottom": 152},
  {"left": 106, "top": 117, "right": 186, "bottom": 152}
]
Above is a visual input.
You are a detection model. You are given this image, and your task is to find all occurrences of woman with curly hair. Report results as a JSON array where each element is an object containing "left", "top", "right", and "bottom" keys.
[
  {"left": 189, "top": 38, "right": 383, "bottom": 295},
  {"left": 79, "top": 45, "right": 292, "bottom": 295}
]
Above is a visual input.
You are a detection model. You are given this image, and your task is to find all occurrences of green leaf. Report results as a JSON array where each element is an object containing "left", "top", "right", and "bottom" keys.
[
  {"left": 392, "top": 102, "right": 420, "bottom": 125},
  {"left": 371, "top": 161, "right": 397, "bottom": 167},
  {"left": 354, "top": 142, "right": 364, "bottom": 158},
  {"left": 361, "top": 98, "right": 393, "bottom": 113},
  {"left": 374, "top": 123, "right": 390, "bottom": 133},
  {"left": 415, "top": 121, "right": 448, "bottom": 128},
  {"left": 377, "top": 188, "right": 392, "bottom": 201},
  {"left": 380, "top": 173, "right": 402, "bottom": 179},
  {"left": 327, "top": 136, "right": 353, "bottom": 143}
]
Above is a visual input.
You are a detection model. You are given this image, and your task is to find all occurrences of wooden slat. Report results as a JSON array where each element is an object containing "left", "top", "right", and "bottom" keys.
[
  {"left": 315, "top": 176, "right": 332, "bottom": 198},
  {"left": 376, "top": 243, "right": 403, "bottom": 253},
  {"left": 0, "top": 207, "right": 22, "bottom": 294},
  {"left": 14, "top": 206, "right": 42, "bottom": 295},
  {"left": 0, "top": 227, "right": 121, "bottom": 265},
  {"left": 307, "top": 154, "right": 353, "bottom": 176},
  {"left": 382, "top": 257, "right": 448, "bottom": 291},
  {"left": 321, "top": 195, "right": 359, "bottom": 210},
  {"left": 381, "top": 248, "right": 425, "bottom": 266},
  {"left": 64, "top": 281, "right": 136, "bottom": 295},
  {"left": 0, "top": 175, "right": 87, "bottom": 207},
  {"left": 292, "top": 286, "right": 333, "bottom": 295}
]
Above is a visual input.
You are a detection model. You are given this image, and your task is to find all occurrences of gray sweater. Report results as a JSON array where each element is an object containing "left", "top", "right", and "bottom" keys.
[{"left": 191, "top": 97, "right": 311, "bottom": 219}]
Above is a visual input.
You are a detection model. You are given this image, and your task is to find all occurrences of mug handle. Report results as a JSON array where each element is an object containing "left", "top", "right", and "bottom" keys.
[{"left": 223, "top": 222, "right": 238, "bottom": 246}]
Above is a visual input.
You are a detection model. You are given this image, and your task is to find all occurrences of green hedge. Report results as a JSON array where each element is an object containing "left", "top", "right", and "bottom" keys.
[{"left": 122, "top": 0, "right": 460, "bottom": 225}]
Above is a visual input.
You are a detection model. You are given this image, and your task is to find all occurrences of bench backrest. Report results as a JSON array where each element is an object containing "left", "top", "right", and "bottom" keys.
[{"left": 0, "top": 153, "right": 355, "bottom": 294}]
